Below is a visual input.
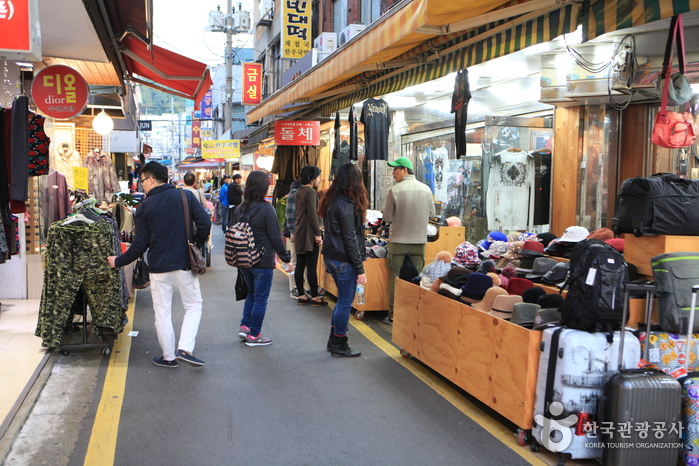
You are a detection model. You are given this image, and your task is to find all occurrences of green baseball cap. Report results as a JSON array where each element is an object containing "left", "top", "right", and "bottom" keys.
[{"left": 387, "top": 157, "right": 413, "bottom": 170}]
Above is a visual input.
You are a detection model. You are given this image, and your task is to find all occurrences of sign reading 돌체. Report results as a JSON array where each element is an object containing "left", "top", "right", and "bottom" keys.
[
  {"left": 202, "top": 140, "right": 240, "bottom": 159},
  {"left": 282, "top": 0, "right": 311, "bottom": 59},
  {"left": 0, "top": 0, "right": 42, "bottom": 61},
  {"left": 73, "top": 167, "right": 89, "bottom": 192},
  {"left": 275, "top": 121, "right": 320, "bottom": 146},
  {"left": 242, "top": 63, "right": 262, "bottom": 105},
  {"left": 31, "top": 65, "right": 89, "bottom": 119}
]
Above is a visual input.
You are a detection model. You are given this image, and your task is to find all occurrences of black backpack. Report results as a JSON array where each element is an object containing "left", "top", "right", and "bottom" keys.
[
  {"left": 561, "top": 239, "right": 629, "bottom": 335},
  {"left": 228, "top": 183, "right": 243, "bottom": 206}
]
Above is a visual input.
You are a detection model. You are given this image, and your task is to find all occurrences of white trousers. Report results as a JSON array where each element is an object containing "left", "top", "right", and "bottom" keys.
[{"left": 149, "top": 270, "right": 203, "bottom": 361}]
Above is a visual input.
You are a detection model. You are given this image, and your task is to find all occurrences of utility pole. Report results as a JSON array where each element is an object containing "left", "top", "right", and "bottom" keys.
[{"left": 225, "top": 0, "right": 233, "bottom": 138}]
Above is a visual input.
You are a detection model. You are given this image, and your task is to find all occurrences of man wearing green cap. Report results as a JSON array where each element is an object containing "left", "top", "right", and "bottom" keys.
[{"left": 383, "top": 156, "right": 435, "bottom": 325}]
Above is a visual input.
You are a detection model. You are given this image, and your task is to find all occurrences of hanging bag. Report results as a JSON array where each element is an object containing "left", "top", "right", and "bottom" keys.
[
  {"left": 180, "top": 189, "right": 207, "bottom": 275},
  {"left": 132, "top": 255, "right": 150, "bottom": 289},
  {"left": 652, "top": 14, "right": 697, "bottom": 149}
]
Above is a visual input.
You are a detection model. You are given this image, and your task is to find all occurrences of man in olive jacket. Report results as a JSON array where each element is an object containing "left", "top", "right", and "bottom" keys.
[{"left": 383, "top": 157, "right": 435, "bottom": 324}]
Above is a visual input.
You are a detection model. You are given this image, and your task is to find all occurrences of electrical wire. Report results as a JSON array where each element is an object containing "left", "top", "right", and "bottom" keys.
[
  {"left": 562, "top": 33, "right": 614, "bottom": 74},
  {"left": 607, "top": 34, "right": 637, "bottom": 111}
]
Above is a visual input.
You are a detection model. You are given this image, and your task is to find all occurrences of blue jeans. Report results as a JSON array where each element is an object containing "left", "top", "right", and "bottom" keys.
[
  {"left": 324, "top": 258, "right": 357, "bottom": 336},
  {"left": 240, "top": 267, "right": 274, "bottom": 337}
]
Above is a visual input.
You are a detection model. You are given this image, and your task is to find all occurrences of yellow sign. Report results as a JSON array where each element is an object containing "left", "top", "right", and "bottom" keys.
[
  {"left": 282, "top": 0, "right": 311, "bottom": 59},
  {"left": 201, "top": 140, "right": 240, "bottom": 159},
  {"left": 73, "top": 167, "right": 89, "bottom": 191},
  {"left": 201, "top": 129, "right": 213, "bottom": 138}
]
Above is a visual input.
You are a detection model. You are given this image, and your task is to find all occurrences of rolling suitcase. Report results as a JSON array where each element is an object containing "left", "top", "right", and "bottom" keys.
[
  {"left": 611, "top": 173, "right": 699, "bottom": 237},
  {"left": 680, "top": 284, "right": 699, "bottom": 466},
  {"left": 532, "top": 327, "right": 641, "bottom": 463},
  {"left": 598, "top": 284, "right": 682, "bottom": 465},
  {"left": 651, "top": 251, "right": 699, "bottom": 333}
]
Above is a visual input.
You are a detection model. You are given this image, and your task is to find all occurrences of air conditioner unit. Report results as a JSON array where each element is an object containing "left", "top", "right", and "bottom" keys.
[
  {"left": 338, "top": 24, "right": 366, "bottom": 46},
  {"left": 258, "top": 0, "right": 273, "bottom": 27},
  {"left": 314, "top": 32, "right": 337, "bottom": 54}
]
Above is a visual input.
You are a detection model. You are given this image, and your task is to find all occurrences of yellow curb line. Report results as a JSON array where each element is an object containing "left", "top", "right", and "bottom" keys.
[
  {"left": 349, "top": 318, "right": 545, "bottom": 466},
  {"left": 83, "top": 292, "right": 137, "bottom": 466}
]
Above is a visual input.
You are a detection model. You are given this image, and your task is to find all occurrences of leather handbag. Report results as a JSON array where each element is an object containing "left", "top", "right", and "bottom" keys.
[
  {"left": 656, "top": 14, "right": 693, "bottom": 107},
  {"left": 180, "top": 189, "right": 206, "bottom": 275},
  {"left": 652, "top": 15, "right": 697, "bottom": 149},
  {"left": 132, "top": 255, "right": 150, "bottom": 289}
]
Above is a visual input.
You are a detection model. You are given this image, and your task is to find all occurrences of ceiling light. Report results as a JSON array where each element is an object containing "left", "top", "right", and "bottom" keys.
[{"left": 92, "top": 110, "right": 114, "bottom": 135}]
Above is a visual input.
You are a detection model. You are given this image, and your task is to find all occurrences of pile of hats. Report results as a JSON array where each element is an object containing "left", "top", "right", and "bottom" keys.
[{"left": 366, "top": 237, "right": 388, "bottom": 258}]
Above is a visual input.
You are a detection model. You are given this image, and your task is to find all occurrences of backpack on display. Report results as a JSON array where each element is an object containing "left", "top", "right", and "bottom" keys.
[
  {"left": 225, "top": 210, "right": 264, "bottom": 268},
  {"left": 651, "top": 251, "right": 699, "bottom": 333},
  {"left": 561, "top": 239, "right": 629, "bottom": 333}
]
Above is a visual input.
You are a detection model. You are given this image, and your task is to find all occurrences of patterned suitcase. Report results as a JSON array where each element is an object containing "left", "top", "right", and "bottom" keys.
[
  {"left": 598, "top": 284, "right": 682, "bottom": 465},
  {"left": 638, "top": 331, "right": 699, "bottom": 378},
  {"left": 532, "top": 328, "right": 641, "bottom": 462},
  {"left": 680, "top": 285, "right": 699, "bottom": 466}
]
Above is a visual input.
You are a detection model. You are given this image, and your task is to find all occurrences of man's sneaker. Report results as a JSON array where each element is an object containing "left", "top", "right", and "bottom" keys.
[
  {"left": 238, "top": 325, "right": 251, "bottom": 340},
  {"left": 290, "top": 288, "right": 299, "bottom": 299},
  {"left": 317, "top": 287, "right": 326, "bottom": 297},
  {"left": 383, "top": 316, "right": 394, "bottom": 325},
  {"left": 246, "top": 334, "right": 273, "bottom": 346},
  {"left": 175, "top": 349, "right": 205, "bottom": 366},
  {"left": 152, "top": 356, "right": 178, "bottom": 368}
]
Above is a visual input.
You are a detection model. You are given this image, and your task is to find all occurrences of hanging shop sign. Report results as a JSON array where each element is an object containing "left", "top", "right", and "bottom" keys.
[
  {"left": 192, "top": 120, "right": 201, "bottom": 149},
  {"left": 138, "top": 120, "right": 152, "bottom": 131},
  {"left": 242, "top": 63, "right": 262, "bottom": 105},
  {"left": 200, "top": 90, "right": 212, "bottom": 119},
  {"left": 202, "top": 140, "right": 240, "bottom": 159},
  {"left": 31, "top": 65, "right": 89, "bottom": 119},
  {"left": 0, "top": 0, "right": 41, "bottom": 61},
  {"left": 73, "top": 167, "right": 89, "bottom": 192},
  {"left": 282, "top": 0, "right": 311, "bottom": 59},
  {"left": 275, "top": 121, "right": 320, "bottom": 145}
]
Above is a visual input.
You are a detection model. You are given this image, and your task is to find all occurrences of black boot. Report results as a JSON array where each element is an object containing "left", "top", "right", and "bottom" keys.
[
  {"left": 331, "top": 335, "right": 361, "bottom": 358},
  {"left": 327, "top": 327, "right": 334, "bottom": 352}
]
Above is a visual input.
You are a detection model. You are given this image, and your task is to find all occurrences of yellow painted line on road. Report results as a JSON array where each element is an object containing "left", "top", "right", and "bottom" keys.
[
  {"left": 84, "top": 292, "right": 137, "bottom": 466},
  {"left": 349, "top": 318, "right": 545, "bottom": 466}
]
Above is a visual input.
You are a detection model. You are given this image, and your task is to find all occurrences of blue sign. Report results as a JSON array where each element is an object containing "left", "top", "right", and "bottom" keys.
[{"left": 201, "top": 90, "right": 213, "bottom": 119}]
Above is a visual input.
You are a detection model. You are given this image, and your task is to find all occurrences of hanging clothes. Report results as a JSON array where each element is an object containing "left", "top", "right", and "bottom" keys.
[
  {"left": 43, "top": 170, "right": 72, "bottom": 227},
  {"left": 348, "top": 106, "right": 359, "bottom": 161},
  {"left": 84, "top": 149, "right": 120, "bottom": 205},
  {"left": 10, "top": 96, "right": 29, "bottom": 203},
  {"left": 28, "top": 114, "right": 50, "bottom": 176},
  {"left": 0, "top": 109, "right": 10, "bottom": 203},
  {"left": 51, "top": 141, "right": 82, "bottom": 188},
  {"left": 485, "top": 149, "right": 536, "bottom": 231},
  {"left": 359, "top": 97, "right": 391, "bottom": 161},
  {"left": 451, "top": 69, "right": 472, "bottom": 158}
]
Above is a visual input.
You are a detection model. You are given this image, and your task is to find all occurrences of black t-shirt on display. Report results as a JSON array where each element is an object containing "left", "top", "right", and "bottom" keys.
[{"left": 359, "top": 98, "right": 391, "bottom": 161}]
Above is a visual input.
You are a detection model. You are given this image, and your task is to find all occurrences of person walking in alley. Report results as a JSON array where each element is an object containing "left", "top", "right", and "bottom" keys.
[
  {"left": 383, "top": 157, "right": 434, "bottom": 325},
  {"left": 183, "top": 172, "right": 207, "bottom": 208},
  {"left": 234, "top": 170, "right": 292, "bottom": 346},
  {"left": 293, "top": 165, "right": 326, "bottom": 306},
  {"left": 219, "top": 174, "right": 231, "bottom": 233},
  {"left": 318, "top": 163, "right": 367, "bottom": 357},
  {"left": 228, "top": 173, "right": 244, "bottom": 227},
  {"left": 108, "top": 161, "right": 211, "bottom": 367}
]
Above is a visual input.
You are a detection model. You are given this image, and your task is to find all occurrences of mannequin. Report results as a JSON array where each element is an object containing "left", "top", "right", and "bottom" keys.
[{"left": 50, "top": 141, "right": 82, "bottom": 187}]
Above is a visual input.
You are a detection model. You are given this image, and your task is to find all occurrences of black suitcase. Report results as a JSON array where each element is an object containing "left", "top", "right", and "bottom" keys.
[
  {"left": 597, "top": 284, "right": 682, "bottom": 465},
  {"left": 611, "top": 173, "right": 699, "bottom": 237}
]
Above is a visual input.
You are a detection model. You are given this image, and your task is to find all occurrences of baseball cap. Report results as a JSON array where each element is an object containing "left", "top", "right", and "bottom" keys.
[
  {"left": 559, "top": 226, "right": 590, "bottom": 243},
  {"left": 387, "top": 157, "right": 413, "bottom": 170}
]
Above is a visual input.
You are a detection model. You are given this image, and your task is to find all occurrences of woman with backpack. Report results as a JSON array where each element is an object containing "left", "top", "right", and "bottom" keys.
[
  {"left": 234, "top": 171, "right": 292, "bottom": 346},
  {"left": 317, "top": 163, "right": 367, "bottom": 357}
]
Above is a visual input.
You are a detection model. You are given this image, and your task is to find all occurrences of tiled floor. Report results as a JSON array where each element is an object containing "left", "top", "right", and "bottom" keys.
[{"left": 0, "top": 300, "right": 47, "bottom": 428}]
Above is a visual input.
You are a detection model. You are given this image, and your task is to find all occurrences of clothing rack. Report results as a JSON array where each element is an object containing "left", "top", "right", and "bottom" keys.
[{"left": 58, "top": 291, "right": 111, "bottom": 355}]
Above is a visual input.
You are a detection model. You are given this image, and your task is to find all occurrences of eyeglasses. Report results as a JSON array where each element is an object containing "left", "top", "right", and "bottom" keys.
[{"left": 142, "top": 176, "right": 153, "bottom": 183}]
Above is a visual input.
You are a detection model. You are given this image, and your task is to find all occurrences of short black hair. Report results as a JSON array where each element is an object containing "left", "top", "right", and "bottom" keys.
[
  {"left": 233, "top": 174, "right": 242, "bottom": 180},
  {"left": 141, "top": 161, "right": 168, "bottom": 183},
  {"left": 183, "top": 172, "right": 196, "bottom": 186},
  {"left": 300, "top": 165, "right": 321, "bottom": 184}
]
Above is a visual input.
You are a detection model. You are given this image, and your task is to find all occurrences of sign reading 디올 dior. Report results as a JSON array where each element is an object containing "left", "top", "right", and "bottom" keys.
[
  {"left": 31, "top": 65, "right": 89, "bottom": 119},
  {"left": 282, "top": 0, "right": 311, "bottom": 59},
  {"left": 0, "top": 0, "right": 42, "bottom": 61},
  {"left": 242, "top": 63, "right": 262, "bottom": 105},
  {"left": 138, "top": 120, "right": 152, "bottom": 131},
  {"left": 275, "top": 121, "right": 320, "bottom": 146}
]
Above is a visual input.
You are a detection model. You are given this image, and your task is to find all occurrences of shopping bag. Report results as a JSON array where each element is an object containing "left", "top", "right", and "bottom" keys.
[{"left": 235, "top": 269, "right": 248, "bottom": 301}]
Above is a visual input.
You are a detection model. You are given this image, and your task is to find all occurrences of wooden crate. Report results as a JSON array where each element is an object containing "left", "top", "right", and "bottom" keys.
[
  {"left": 393, "top": 279, "right": 542, "bottom": 430},
  {"left": 625, "top": 235, "right": 699, "bottom": 276},
  {"left": 318, "top": 257, "right": 391, "bottom": 311},
  {"left": 425, "top": 226, "right": 465, "bottom": 263}
]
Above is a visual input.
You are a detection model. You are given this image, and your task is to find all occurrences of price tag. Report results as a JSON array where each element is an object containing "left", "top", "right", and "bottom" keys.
[
  {"left": 73, "top": 167, "right": 89, "bottom": 191},
  {"left": 585, "top": 268, "right": 597, "bottom": 286}
]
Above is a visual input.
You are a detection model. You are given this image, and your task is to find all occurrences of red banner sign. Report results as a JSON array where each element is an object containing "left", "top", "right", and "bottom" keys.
[
  {"left": 242, "top": 63, "right": 262, "bottom": 105},
  {"left": 31, "top": 65, "right": 89, "bottom": 119},
  {"left": 0, "top": 0, "right": 30, "bottom": 52},
  {"left": 192, "top": 120, "right": 201, "bottom": 149},
  {"left": 275, "top": 121, "right": 320, "bottom": 146}
]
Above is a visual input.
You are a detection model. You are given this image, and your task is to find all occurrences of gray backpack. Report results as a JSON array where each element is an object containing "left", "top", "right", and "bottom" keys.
[{"left": 651, "top": 251, "right": 699, "bottom": 333}]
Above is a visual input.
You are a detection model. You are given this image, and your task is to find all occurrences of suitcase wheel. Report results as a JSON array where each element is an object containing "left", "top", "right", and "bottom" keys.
[{"left": 530, "top": 442, "right": 539, "bottom": 452}]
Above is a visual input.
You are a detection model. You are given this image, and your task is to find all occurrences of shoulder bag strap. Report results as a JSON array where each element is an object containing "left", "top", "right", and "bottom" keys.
[
  {"left": 180, "top": 188, "right": 192, "bottom": 242},
  {"left": 660, "top": 14, "right": 684, "bottom": 113}
]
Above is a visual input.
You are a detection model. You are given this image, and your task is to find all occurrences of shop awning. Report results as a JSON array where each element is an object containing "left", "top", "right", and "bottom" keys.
[
  {"left": 247, "top": 0, "right": 552, "bottom": 122},
  {"left": 120, "top": 36, "right": 212, "bottom": 109}
]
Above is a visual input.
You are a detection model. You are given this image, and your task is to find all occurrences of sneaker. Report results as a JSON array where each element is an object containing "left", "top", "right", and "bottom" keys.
[
  {"left": 383, "top": 316, "right": 394, "bottom": 325},
  {"left": 246, "top": 334, "right": 273, "bottom": 346},
  {"left": 317, "top": 287, "right": 326, "bottom": 297},
  {"left": 290, "top": 289, "right": 299, "bottom": 299},
  {"left": 175, "top": 349, "right": 205, "bottom": 366},
  {"left": 238, "top": 325, "right": 250, "bottom": 340},
  {"left": 152, "top": 356, "right": 178, "bottom": 368}
]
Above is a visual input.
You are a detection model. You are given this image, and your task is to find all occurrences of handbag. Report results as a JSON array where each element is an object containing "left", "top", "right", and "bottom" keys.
[
  {"left": 132, "top": 256, "right": 150, "bottom": 289},
  {"left": 180, "top": 189, "right": 206, "bottom": 275},
  {"left": 652, "top": 15, "right": 698, "bottom": 149},
  {"left": 656, "top": 14, "right": 693, "bottom": 107},
  {"left": 235, "top": 269, "right": 248, "bottom": 301}
]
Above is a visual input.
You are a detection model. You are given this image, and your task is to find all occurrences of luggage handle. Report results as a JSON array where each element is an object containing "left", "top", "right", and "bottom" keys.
[
  {"left": 618, "top": 283, "right": 655, "bottom": 371},
  {"left": 683, "top": 284, "right": 699, "bottom": 372}
]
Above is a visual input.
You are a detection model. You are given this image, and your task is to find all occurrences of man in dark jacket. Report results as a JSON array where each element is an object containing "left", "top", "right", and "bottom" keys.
[
  {"left": 227, "top": 174, "right": 244, "bottom": 228},
  {"left": 108, "top": 161, "right": 211, "bottom": 368}
]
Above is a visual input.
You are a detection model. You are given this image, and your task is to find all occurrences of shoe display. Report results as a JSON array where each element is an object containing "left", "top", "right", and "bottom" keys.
[
  {"left": 383, "top": 316, "right": 394, "bottom": 325},
  {"left": 152, "top": 356, "right": 179, "bottom": 368},
  {"left": 175, "top": 349, "right": 206, "bottom": 366},
  {"left": 238, "top": 325, "right": 250, "bottom": 340},
  {"left": 246, "top": 334, "right": 273, "bottom": 346}
]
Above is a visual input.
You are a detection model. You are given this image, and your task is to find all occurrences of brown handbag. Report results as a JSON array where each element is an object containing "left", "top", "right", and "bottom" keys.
[{"left": 180, "top": 189, "right": 206, "bottom": 275}]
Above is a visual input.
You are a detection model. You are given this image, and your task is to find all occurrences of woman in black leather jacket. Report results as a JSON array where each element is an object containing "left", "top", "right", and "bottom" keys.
[{"left": 317, "top": 163, "right": 367, "bottom": 357}]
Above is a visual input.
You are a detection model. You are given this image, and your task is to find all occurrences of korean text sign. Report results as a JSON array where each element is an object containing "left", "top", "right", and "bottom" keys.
[
  {"left": 282, "top": 0, "right": 311, "bottom": 59},
  {"left": 191, "top": 120, "right": 201, "bottom": 149},
  {"left": 0, "top": 0, "right": 41, "bottom": 60},
  {"left": 31, "top": 65, "right": 89, "bottom": 119},
  {"left": 275, "top": 121, "right": 320, "bottom": 146},
  {"left": 202, "top": 140, "right": 241, "bottom": 159},
  {"left": 242, "top": 63, "right": 262, "bottom": 105}
]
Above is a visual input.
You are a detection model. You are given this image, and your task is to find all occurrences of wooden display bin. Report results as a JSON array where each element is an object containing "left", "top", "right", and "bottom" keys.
[
  {"left": 624, "top": 235, "right": 699, "bottom": 276},
  {"left": 424, "top": 226, "right": 465, "bottom": 263},
  {"left": 392, "top": 279, "right": 542, "bottom": 430},
  {"left": 318, "top": 257, "right": 391, "bottom": 317}
]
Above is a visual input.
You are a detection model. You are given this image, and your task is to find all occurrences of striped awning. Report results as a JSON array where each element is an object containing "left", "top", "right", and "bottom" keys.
[
  {"left": 322, "top": 3, "right": 579, "bottom": 115},
  {"left": 582, "top": 0, "right": 699, "bottom": 41}
]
